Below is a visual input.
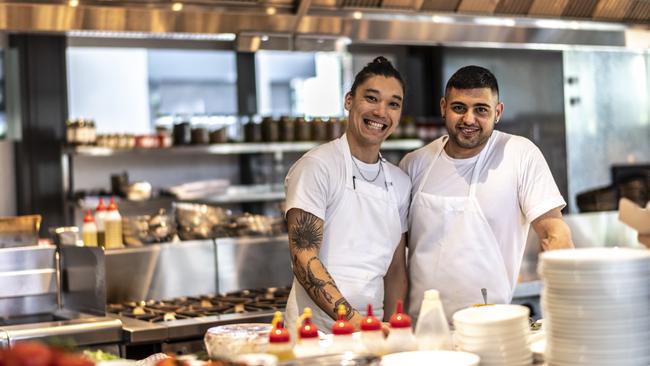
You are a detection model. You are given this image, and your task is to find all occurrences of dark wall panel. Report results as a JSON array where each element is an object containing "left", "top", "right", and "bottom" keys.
[{"left": 12, "top": 34, "right": 68, "bottom": 234}]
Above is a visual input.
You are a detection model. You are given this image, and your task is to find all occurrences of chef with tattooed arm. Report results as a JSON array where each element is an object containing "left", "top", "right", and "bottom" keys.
[{"left": 283, "top": 57, "right": 411, "bottom": 332}]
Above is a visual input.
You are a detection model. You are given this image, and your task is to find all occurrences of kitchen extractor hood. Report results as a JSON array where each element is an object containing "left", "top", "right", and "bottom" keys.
[{"left": 0, "top": 0, "right": 648, "bottom": 50}]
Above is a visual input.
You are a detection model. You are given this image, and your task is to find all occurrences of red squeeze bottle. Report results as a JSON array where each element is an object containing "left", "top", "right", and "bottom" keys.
[
  {"left": 385, "top": 300, "right": 417, "bottom": 353},
  {"left": 360, "top": 304, "right": 385, "bottom": 355},
  {"left": 268, "top": 311, "right": 294, "bottom": 361},
  {"left": 330, "top": 304, "right": 355, "bottom": 353}
]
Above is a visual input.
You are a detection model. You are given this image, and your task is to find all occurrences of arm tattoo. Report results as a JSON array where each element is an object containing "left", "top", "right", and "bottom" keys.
[
  {"left": 289, "top": 212, "right": 323, "bottom": 252},
  {"left": 292, "top": 255, "right": 337, "bottom": 304},
  {"left": 333, "top": 298, "right": 354, "bottom": 320}
]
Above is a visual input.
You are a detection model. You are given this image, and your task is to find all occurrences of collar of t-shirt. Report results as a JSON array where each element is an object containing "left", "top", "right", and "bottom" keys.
[
  {"left": 352, "top": 156, "right": 387, "bottom": 190},
  {"left": 422, "top": 147, "right": 479, "bottom": 196}
]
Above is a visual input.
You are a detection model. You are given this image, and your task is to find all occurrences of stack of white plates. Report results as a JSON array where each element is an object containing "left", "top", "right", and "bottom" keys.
[
  {"left": 539, "top": 247, "right": 650, "bottom": 366},
  {"left": 453, "top": 305, "right": 532, "bottom": 366}
]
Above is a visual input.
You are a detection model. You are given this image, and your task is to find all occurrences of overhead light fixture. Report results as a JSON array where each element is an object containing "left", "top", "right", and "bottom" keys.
[
  {"left": 172, "top": 2, "right": 183, "bottom": 11},
  {"left": 68, "top": 0, "right": 79, "bottom": 7},
  {"left": 260, "top": 35, "right": 269, "bottom": 42},
  {"left": 431, "top": 15, "right": 455, "bottom": 24},
  {"left": 352, "top": 11, "right": 363, "bottom": 20},
  {"left": 266, "top": 7, "right": 277, "bottom": 15},
  {"left": 473, "top": 17, "right": 516, "bottom": 27}
]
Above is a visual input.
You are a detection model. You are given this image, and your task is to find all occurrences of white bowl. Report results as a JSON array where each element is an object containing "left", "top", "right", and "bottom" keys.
[
  {"left": 453, "top": 305, "right": 529, "bottom": 327},
  {"left": 381, "top": 350, "right": 480, "bottom": 366}
]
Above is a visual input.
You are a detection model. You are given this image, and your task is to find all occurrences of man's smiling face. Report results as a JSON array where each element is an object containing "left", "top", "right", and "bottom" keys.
[
  {"left": 345, "top": 75, "right": 403, "bottom": 148},
  {"left": 441, "top": 87, "right": 503, "bottom": 159}
]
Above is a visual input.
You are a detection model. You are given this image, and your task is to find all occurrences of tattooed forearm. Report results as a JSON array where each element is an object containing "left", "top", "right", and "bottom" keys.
[
  {"left": 289, "top": 212, "right": 323, "bottom": 251},
  {"left": 333, "top": 298, "right": 354, "bottom": 320},
  {"left": 294, "top": 256, "right": 336, "bottom": 303}
]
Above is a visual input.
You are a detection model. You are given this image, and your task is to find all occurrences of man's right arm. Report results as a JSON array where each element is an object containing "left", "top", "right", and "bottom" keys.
[{"left": 287, "top": 208, "right": 363, "bottom": 328}]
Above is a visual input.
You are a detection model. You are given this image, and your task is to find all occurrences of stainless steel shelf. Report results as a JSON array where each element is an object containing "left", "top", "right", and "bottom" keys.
[
  {"left": 64, "top": 139, "right": 424, "bottom": 156},
  {"left": 71, "top": 184, "right": 286, "bottom": 209}
]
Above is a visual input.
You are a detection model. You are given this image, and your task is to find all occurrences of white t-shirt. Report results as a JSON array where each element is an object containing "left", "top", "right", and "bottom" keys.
[
  {"left": 400, "top": 131, "right": 566, "bottom": 287},
  {"left": 352, "top": 156, "right": 387, "bottom": 191},
  {"left": 285, "top": 138, "right": 411, "bottom": 234}
]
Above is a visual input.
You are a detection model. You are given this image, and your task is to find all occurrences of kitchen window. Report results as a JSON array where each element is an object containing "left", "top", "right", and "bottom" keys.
[
  {"left": 67, "top": 46, "right": 238, "bottom": 134},
  {"left": 255, "top": 51, "right": 344, "bottom": 118}
]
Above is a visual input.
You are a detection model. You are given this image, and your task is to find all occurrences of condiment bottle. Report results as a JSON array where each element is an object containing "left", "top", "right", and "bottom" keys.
[
  {"left": 414, "top": 289, "right": 452, "bottom": 351},
  {"left": 295, "top": 308, "right": 322, "bottom": 358},
  {"left": 81, "top": 210, "right": 98, "bottom": 247},
  {"left": 385, "top": 300, "right": 417, "bottom": 354},
  {"left": 94, "top": 198, "right": 107, "bottom": 247},
  {"left": 330, "top": 304, "right": 355, "bottom": 353},
  {"left": 104, "top": 197, "right": 123, "bottom": 249},
  {"left": 360, "top": 304, "right": 385, "bottom": 355},
  {"left": 267, "top": 311, "right": 294, "bottom": 361}
]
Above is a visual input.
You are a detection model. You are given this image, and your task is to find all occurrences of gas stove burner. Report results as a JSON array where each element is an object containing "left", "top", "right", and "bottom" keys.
[{"left": 109, "top": 287, "right": 290, "bottom": 323}]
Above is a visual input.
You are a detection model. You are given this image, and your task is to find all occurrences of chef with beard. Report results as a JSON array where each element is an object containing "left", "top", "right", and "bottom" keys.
[{"left": 400, "top": 65, "right": 574, "bottom": 320}]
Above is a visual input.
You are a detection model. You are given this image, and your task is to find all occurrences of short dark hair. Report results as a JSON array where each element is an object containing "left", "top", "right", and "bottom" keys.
[
  {"left": 349, "top": 56, "right": 405, "bottom": 96},
  {"left": 445, "top": 65, "right": 499, "bottom": 99}
]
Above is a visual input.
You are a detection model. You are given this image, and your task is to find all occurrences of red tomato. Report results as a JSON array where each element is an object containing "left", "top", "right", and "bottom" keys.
[{"left": 3, "top": 342, "right": 53, "bottom": 366}]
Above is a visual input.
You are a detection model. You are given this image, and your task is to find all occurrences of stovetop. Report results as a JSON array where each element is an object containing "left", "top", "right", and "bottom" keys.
[{"left": 107, "top": 287, "right": 290, "bottom": 344}]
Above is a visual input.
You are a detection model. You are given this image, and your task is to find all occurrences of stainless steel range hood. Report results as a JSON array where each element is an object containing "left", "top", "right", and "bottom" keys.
[{"left": 0, "top": 1, "right": 648, "bottom": 50}]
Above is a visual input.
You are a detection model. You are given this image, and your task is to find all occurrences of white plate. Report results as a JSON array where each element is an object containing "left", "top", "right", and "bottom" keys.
[
  {"left": 539, "top": 247, "right": 650, "bottom": 269},
  {"left": 381, "top": 350, "right": 480, "bottom": 366}
]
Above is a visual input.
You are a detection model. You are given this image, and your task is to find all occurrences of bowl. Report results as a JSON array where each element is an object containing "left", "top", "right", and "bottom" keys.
[{"left": 204, "top": 323, "right": 271, "bottom": 360}]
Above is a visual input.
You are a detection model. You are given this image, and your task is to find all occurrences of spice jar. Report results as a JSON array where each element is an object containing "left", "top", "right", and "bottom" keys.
[
  {"left": 191, "top": 127, "right": 210, "bottom": 145},
  {"left": 244, "top": 121, "right": 263, "bottom": 143},
  {"left": 279, "top": 116, "right": 295, "bottom": 142},
  {"left": 294, "top": 117, "right": 311, "bottom": 141},
  {"left": 210, "top": 128, "right": 228, "bottom": 144},
  {"left": 311, "top": 117, "right": 327, "bottom": 141},
  {"left": 173, "top": 122, "right": 192, "bottom": 145},
  {"left": 327, "top": 117, "right": 342, "bottom": 140},
  {"left": 261, "top": 117, "right": 279, "bottom": 142}
]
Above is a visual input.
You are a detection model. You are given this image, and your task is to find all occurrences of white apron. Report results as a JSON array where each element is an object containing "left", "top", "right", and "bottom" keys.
[
  {"left": 408, "top": 135, "right": 512, "bottom": 321},
  {"left": 285, "top": 135, "right": 403, "bottom": 333}
]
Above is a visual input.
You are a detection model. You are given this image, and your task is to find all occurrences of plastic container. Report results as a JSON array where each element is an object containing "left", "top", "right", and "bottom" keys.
[
  {"left": 104, "top": 197, "right": 123, "bottom": 249},
  {"left": 294, "top": 308, "right": 322, "bottom": 358},
  {"left": 330, "top": 304, "right": 355, "bottom": 354},
  {"left": 385, "top": 300, "right": 417, "bottom": 354},
  {"left": 414, "top": 289, "right": 452, "bottom": 351},
  {"left": 82, "top": 210, "right": 98, "bottom": 247},
  {"left": 94, "top": 198, "right": 107, "bottom": 247},
  {"left": 360, "top": 304, "right": 385, "bottom": 355},
  {"left": 267, "top": 312, "right": 295, "bottom": 362}
]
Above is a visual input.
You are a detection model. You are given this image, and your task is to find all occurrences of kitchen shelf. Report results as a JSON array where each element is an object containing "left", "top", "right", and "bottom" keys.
[
  {"left": 63, "top": 139, "right": 424, "bottom": 156},
  {"left": 70, "top": 184, "right": 286, "bottom": 210}
]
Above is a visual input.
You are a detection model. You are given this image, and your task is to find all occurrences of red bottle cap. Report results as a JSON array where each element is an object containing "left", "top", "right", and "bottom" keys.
[
  {"left": 83, "top": 210, "right": 95, "bottom": 223},
  {"left": 108, "top": 197, "right": 118, "bottom": 211},
  {"left": 332, "top": 304, "right": 354, "bottom": 335},
  {"left": 389, "top": 300, "right": 411, "bottom": 329},
  {"left": 361, "top": 304, "right": 381, "bottom": 331},
  {"left": 269, "top": 321, "right": 291, "bottom": 343},
  {"left": 96, "top": 197, "right": 106, "bottom": 211},
  {"left": 299, "top": 317, "right": 319, "bottom": 339}
]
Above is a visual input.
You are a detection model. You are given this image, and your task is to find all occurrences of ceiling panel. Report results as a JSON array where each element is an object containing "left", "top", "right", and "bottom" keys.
[
  {"left": 419, "top": 0, "right": 461, "bottom": 12},
  {"left": 562, "top": 0, "right": 599, "bottom": 18},
  {"left": 457, "top": 0, "right": 499, "bottom": 14},
  {"left": 592, "top": 0, "right": 634, "bottom": 20},
  {"left": 625, "top": 0, "right": 650, "bottom": 22},
  {"left": 528, "top": 0, "right": 569, "bottom": 16},
  {"left": 494, "top": 0, "right": 534, "bottom": 15}
]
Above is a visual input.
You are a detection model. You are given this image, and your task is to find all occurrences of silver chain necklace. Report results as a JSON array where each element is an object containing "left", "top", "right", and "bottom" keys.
[{"left": 352, "top": 156, "right": 383, "bottom": 183}]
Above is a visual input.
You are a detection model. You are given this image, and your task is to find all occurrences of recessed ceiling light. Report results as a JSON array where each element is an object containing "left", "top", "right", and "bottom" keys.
[
  {"left": 172, "top": 2, "right": 183, "bottom": 11},
  {"left": 266, "top": 7, "right": 277, "bottom": 15},
  {"left": 68, "top": 0, "right": 79, "bottom": 7},
  {"left": 352, "top": 11, "right": 363, "bottom": 20}
]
